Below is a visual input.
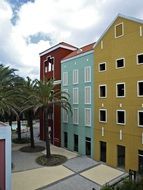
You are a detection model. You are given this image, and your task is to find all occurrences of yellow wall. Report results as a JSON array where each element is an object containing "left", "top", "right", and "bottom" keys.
[{"left": 94, "top": 17, "right": 143, "bottom": 172}]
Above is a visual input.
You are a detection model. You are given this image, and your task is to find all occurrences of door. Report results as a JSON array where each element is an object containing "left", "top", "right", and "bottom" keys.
[
  {"left": 100, "top": 141, "right": 106, "bottom": 162},
  {"left": 74, "top": 134, "right": 78, "bottom": 152},
  {"left": 64, "top": 132, "right": 68, "bottom": 148},
  {"left": 0, "top": 139, "right": 5, "bottom": 190},
  {"left": 117, "top": 145, "right": 125, "bottom": 168},
  {"left": 85, "top": 137, "right": 91, "bottom": 156},
  {"left": 138, "top": 150, "right": 143, "bottom": 174}
]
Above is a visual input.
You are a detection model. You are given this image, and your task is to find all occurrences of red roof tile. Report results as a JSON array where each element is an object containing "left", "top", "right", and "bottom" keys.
[{"left": 62, "top": 42, "right": 95, "bottom": 61}]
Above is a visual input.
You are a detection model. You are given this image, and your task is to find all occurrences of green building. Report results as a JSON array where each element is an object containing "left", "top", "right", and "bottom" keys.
[{"left": 61, "top": 43, "right": 94, "bottom": 157}]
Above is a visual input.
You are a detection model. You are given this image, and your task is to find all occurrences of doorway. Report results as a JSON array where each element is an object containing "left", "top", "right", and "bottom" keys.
[
  {"left": 138, "top": 150, "right": 143, "bottom": 174},
  {"left": 74, "top": 134, "right": 78, "bottom": 152},
  {"left": 85, "top": 137, "right": 91, "bottom": 156},
  {"left": 100, "top": 141, "right": 106, "bottom": 162},
  {"left": 64, "top": 132, "right": 68, "bottom": 148},
  {"left": 117, "top": 145, "right": 125, "bottom": 168}
]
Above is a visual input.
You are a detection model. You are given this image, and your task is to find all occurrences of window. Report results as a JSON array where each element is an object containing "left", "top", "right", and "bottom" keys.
[
  {"left": 85, "top": 108, "right": 91, "bottom": 126},
  {"left": 63, "top": 109, "right": 68, "bottom": 123},
  {"left": 99, "top": 109, "right": 107, "bottom": 123},
  {"left": 99, "top": 85, "right": 107, "bottom": 98},
  {"left": 84, "top": 66, "right": 91, "bottom": 82},
  {"left": 73, "top": 108, "right": 79, "bottom": 124},
  {"left": 85, "top": 86, "right": 91, "bottom": 104},
  {"left": 63, "top": 72, "right": 68, "bottom": 86},
  {"left": 73, "top": 88, "right": 79, "bottom": 104},
  {"left": 73, "top": 69, "right": 78, "bottom": 84},
  {"left": 137, "top": 53, "right": 143, "bottom": 64},
  {"left": 116, "top": 110, "right": 126, "bottom": 125},
  {"left": 137, "top": 81, "right": 143, "bottom": 96},
  {"left": 115, "top": 23, "right": 124, "bottom": 38},
  {"left": 138, "top": 111, "right": 143, "bottom": 127},
  {"left": 99, "top": 62, "right": 106, "bottom": 72},
  {"left": 116, "top": 58, "right": 125, "bottom": 68},
  {"left": 116, "top": 83, "right": 125, "bottom": 97}
]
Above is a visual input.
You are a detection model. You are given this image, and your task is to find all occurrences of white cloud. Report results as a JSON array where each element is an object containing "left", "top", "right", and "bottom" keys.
[{"left": 0, "top": 0, "right": 143, "bottom": 79}]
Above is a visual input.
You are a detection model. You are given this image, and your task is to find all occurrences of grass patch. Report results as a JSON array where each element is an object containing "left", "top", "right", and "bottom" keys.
[
  {"left": 36, "top": 154, "right": 67, "bottom": 166},
  {"left": 19, "top": 145, "right": 45, "bottom": 153},
  {"left": 12, "top": 138, "right": 30, "bottom": 144}
]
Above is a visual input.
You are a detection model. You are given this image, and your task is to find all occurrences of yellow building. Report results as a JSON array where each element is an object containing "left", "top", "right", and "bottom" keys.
[{"left": 94, "top": 14, "right": 143, "bottom": 173}]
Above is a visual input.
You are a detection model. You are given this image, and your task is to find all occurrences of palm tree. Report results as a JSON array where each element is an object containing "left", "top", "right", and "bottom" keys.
[
  {"left": 0, "top": 65, "right": 19, "bottom": 121},
  {"left": 20, "top": 77, "right": 38, "bottom": 148},
  {"left": 33, "top": 79, "right": 71, "bottom": 158}
]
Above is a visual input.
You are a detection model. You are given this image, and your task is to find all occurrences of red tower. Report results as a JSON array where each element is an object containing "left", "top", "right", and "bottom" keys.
[{"left": 39, "top": 42, "right": 77, "bottom": 146}]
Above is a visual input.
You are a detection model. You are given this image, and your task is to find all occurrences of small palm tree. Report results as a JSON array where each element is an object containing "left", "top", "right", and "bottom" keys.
[{"left": 34, "top": 79, "right": 71, "bottom": 158}]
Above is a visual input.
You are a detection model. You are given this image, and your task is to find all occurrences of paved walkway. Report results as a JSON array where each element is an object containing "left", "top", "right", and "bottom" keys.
[{"left": 12, "top": 125, "right": 128, "bottom": 190}]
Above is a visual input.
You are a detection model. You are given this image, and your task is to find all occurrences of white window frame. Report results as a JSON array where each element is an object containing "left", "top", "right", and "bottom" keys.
[
  {"left": 99, "top": 109, "right": 107, "bottom": 123},
  {"left": 99, "top": 84, "right": 107, "bottom": 98},
  {"left": 73, "top": 69, "right": 79, "bottom": 84},
  {"left": 140, "top": 26, "right": 142, "bottom": 37},
  {"left": 84, "top": 66, "right": 91, "bottom": 82},
  {"left": 73, "top": 88, "right": 79, "bottom": 104},
  {"left": 98, "top": 62, "right": 107, "bottom": 72},
  {"left": 63, "top": 109, "right": 68, "bottom": 123},
  {"left": 137, "top": 81, "right": 143, "bottom": 97},
  {"left": 116, "top": 110, "right": 126, "bottom": 125},
  {"left": 73, "top": 108, "right": 79, "bottom": 125},
  {"left": 85, "top": 108, "right": 91, "bottom": 126},
  {"left": 137, "top": 53, "right": 143, "bottom": 65},
  {"left": 63, "top": 72, "right": 68, "bottom": 86},
  {"left": 138, "top": 110, "right": 143, "bottom": 127},
  {"left": 116, "top": 58, "right": 125, "bottom": 69},
  {"left": 116, "top": 82, "right": 125, "bottom": 98},
  {"left": 84, "top": 86, "right": 91, "bottom": 104},
  {"left": 115, "top": 22, "right": 124, "bottom": 38}
]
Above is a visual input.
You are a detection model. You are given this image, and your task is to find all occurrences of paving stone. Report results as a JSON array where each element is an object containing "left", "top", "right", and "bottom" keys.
[{"left": 64, "top": 156, "right": 99, "bottom": 172}]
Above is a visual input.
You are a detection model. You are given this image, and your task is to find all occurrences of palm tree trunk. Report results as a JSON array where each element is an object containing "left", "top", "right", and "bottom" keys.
[
  {"left": 28, "top": 110, "right": 35, "bottom": 148},
  {"left": 44, "top": 108, "right": 51, "bottom": 158},
  {"left": 17, "top": 118, "right": 21, "bottom": 140}
]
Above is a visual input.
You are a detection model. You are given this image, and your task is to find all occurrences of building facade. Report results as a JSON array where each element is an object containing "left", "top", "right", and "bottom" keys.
[
  {"left": 61, "top": 43, "right": 94, "bottom": 157},
  {"left": 94, "top": 14, "right": 143, "bottom": 172},
  {"left": 39, "top": 42, "right": 77, "bottom": 146}
]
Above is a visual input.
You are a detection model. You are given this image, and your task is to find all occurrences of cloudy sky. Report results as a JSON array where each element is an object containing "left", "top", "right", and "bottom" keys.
[{"left": 0, "top": 0, "right": 143, "bottom": 79}]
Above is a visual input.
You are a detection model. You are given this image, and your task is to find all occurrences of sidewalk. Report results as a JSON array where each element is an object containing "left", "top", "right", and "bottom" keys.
[{"left": 12, "top": 126, "right": 128, "bottom": 190}]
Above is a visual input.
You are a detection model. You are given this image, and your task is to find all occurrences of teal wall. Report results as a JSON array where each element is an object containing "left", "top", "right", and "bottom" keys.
[{"left": 61, "top": 50, "right": 94, "bottom": 158}]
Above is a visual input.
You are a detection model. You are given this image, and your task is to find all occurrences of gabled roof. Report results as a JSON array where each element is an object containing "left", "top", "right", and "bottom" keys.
[
  {"left": 62, "top": 42, "right": 95, "bottom": 62},
  {"left": 39, "top": 42, "right": 78, "bottom": 56},
  {"left": 93, "top": 13, "right": 143, "bottom": 48}
]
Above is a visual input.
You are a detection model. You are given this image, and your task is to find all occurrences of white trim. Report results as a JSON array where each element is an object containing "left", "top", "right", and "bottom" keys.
[
  {"left": 73, "top": 88, "right": 79, "bottom": 104},
  {"left": 114, "top": 22, "right": 124, "bottom": 38},
  {"left": 138, "top": 110, "right": 143, "bottom": 127},
  {"left": 116, "top": 82, "right": 125, "bottom": 98},
  {"left": 120, "top": 130, "right": 123, "bottom": 140},
  {"left": 61, "top": 50, "right": 94, "bottom": 63},
  {"left": 62, "top": 109, "right": 68, "bottom": 123},
  {"left": 140, "top": 26, "right": 142, "bottom": 37},
  {"left": 116, "top": 110, "right": 126, "bottom": 125},
  {"left": 40, "top": 44, "right": 77, "bottom": 56},
  {"left": 84, "top": 86, "right": 91, "bottom": 104},
  {"left": 116, "top": 58, "right": 125, "bottom": 69},
  {"left": 62, "top": 72, "right": 68, "bottom": 86},
  {"left": 84, "top": 108, "right": 91, "bottom": 126},
  {"left": 84, "top": 66, "right": 91, "bottom": 83},
  {"left": 73, "top": 69, "right": 79, "bottom": 84},
  {"left": 142, "top": 133, "right": 143, "bottom": 144},
  {"left": 102, "top": 127, "right": 104, "bottom": 136},
  {"left": 99, "top": 109, "right": 107, "bottom": 123},
  {"left": 93, "top": 13, "right": 143, "bottom": 48},
  {"left": 99, "top": 84, "right": 107, "bottom": 98},
  {"left": 73, "top": 108, "right": 79, "bottom": 124},
  {"left": 98, "top": 62, "right": 107, "bottom": 72},
  {"left": 137, "top": 80, "right": 143, "bottom": 97},
  {"left": 101, "top": 40, "right": 103, "bottom": 49},
  {"left": 137, "top": 53, "right": 143, "bottom": 65},
  {"left": 0, "top": 124, "right": 11, "bottom": 190},
  {"left": 54, "top": 80, "right": 61, "bottom": 85}
]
